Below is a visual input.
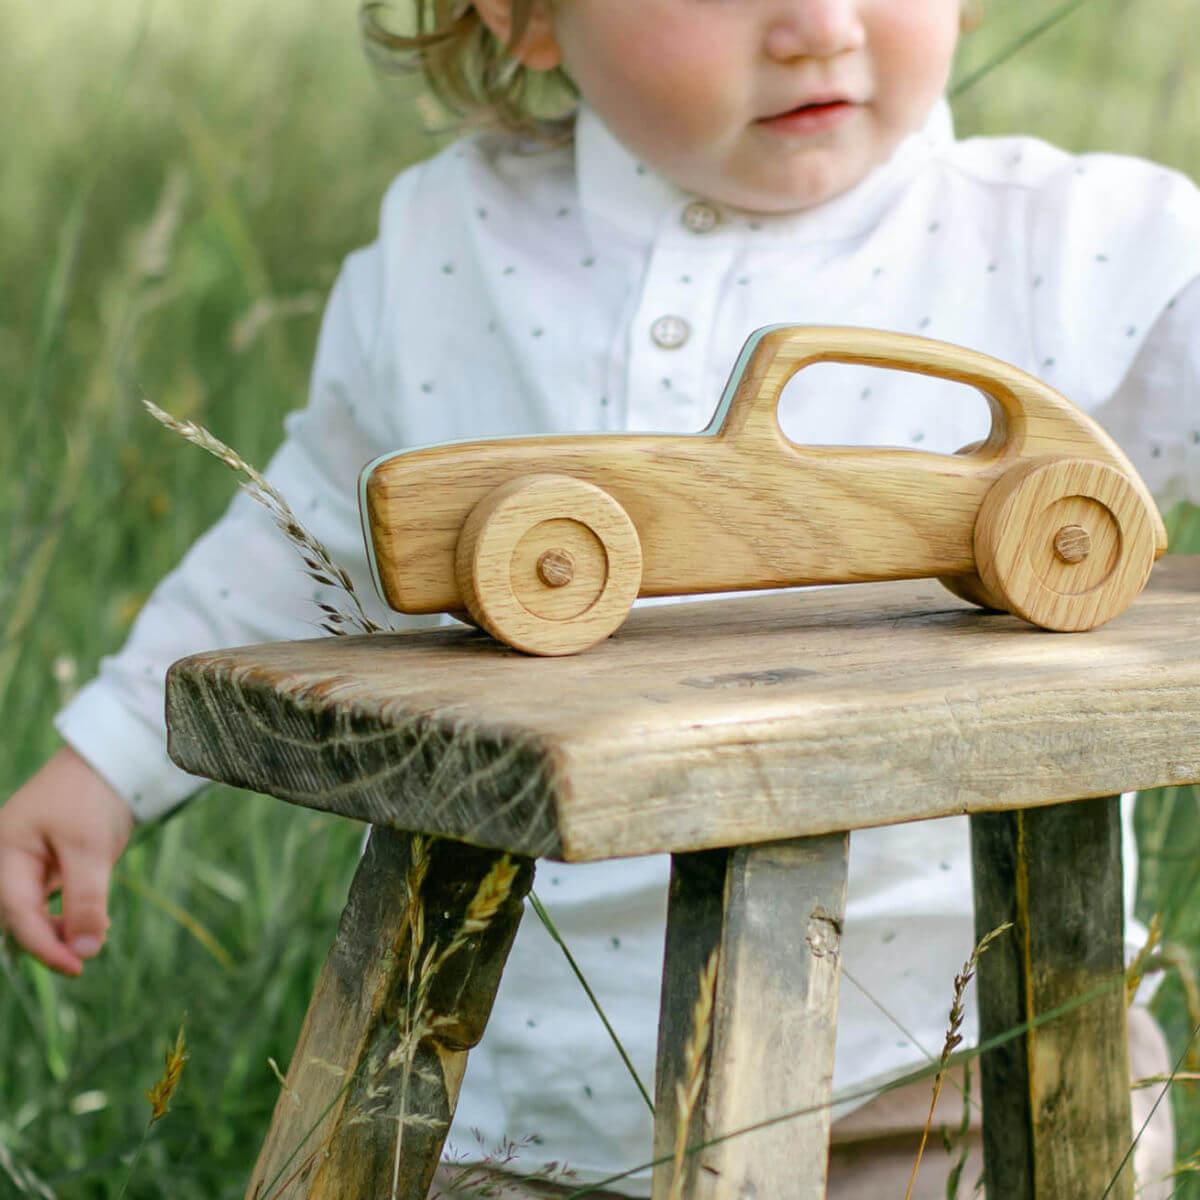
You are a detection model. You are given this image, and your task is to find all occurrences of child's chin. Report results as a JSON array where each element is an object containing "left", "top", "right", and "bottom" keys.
[{"left": 727, "top": 159, "right": 868, "bottom": 216}]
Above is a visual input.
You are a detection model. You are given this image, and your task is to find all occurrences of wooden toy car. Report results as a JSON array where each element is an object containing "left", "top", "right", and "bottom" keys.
[{"left": 360, "top": 326, "right": 1166, "bottom": 656}]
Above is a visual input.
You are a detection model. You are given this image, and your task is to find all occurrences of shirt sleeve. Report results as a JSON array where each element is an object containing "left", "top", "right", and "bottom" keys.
[
  {"left": 53, "top": 239, "right": 416, "bottom": 824},
  {"left": 1087, "top": 273, "right": 1200, "bottom": 511}
]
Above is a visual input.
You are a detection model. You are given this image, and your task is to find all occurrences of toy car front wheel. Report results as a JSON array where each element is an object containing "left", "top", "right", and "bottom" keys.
[
  {"left": 974, "top": 457, "right": 1157, "bottom": 631},
  {"left": 455, "top": 474, "right": 643, "bottom": 655}
]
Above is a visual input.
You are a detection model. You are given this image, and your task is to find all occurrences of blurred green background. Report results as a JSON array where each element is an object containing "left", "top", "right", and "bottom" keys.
[{"left": 2, "top": 0, "right": 1200, "bottom": 1195}]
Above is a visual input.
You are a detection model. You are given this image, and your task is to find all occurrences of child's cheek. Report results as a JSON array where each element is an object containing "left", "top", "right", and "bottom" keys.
[
  {"left": 869, "top": 6, "right": 960, "bottom": 126},
  {"left": 597, "top": 16, "right": 741, "bottom": 145}
]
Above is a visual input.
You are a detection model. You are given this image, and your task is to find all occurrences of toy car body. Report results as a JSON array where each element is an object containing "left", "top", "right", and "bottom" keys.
[{"left": 361, "top": 326, "right": 1165, "bottom": 655}]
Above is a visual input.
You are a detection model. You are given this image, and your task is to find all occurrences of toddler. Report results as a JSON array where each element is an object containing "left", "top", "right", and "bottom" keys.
[{"left": 3, "top": 0, "right": 1200, "bottom": 1195}]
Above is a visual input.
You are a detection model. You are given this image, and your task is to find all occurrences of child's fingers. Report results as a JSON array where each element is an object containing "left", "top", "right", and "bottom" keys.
[
  {"left": 0, "top": 846, "right": 84, "bottom": 976},
  {"left": 55, "top": 840, "right": 113, "bottom": 960}
]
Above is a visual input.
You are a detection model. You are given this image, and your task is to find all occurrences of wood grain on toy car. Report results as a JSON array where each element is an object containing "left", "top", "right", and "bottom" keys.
[{"left": 365, "top": 327, "right": 1165, "bottom": 615}]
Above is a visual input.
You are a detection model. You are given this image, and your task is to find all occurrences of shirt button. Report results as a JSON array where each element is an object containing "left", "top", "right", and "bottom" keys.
[
  {"left": 681, "top": 201, "right": 720, "bottom": 234},
  {"left": 650, "top": 315, "right": 691, "bottom": 349}
]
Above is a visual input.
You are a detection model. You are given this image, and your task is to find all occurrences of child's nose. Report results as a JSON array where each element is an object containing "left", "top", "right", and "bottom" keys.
[{"left": 764, "top": 0, "right": 867, "bottom": 60}]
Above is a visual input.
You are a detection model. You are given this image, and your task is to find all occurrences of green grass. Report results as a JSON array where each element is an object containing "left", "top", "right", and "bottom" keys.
[{"left": 2, "top": 0, "right": 1200, "bottom": 1195}]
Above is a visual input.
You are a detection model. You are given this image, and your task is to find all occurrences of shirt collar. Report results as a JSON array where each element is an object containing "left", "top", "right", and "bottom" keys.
[{"left": 575, "top": 96, "right": 955, "bottom": 247}]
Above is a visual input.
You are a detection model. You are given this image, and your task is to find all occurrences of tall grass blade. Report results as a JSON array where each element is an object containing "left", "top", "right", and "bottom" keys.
[
  {"left": 950, "top": 0, "right": 1106, "bottom": 98},
  {"left": 1100, "top": 1017, "right": 1200, "bottom": 1199},
  {"left": 561, "top": 973, "right": 1128, "bottom": 1199},
  {"left": 529, "top": 890, "right": 654, "bottom": 1116}
]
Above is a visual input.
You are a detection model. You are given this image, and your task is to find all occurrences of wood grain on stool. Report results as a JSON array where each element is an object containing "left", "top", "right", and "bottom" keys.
[
  {"left": 246, "top": 829, "right": 532, "bottom": 1200},
  {"left": 159, "top": 561, "right": 1200, "bottom": 1200},
  {"left": 970, "top": 796, "right": 1132, "bottom": 1200},
  {"left": 652, "top": 835, "right": 849, "bottom": 1200},
  {"left": 166, "top": 559, "right": 1200, "bottom": 865}
]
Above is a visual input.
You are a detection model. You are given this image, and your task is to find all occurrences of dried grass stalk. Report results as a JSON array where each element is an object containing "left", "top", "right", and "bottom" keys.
[
  {"left": 1126, "top": 913, "right": 1163, "bottom": 1006},
  {"left": 142, "top": 396, "right": 388, "bottom": 636},
  {"left": 1133, "top": 1071, "right": 1200, "bottom": 1088},
  {"left": 941, "top": 1057, "right": 974, "bottom": 1200},
  {"left": 668, "top": 948, "right": 720, "bottom": 1200},
  {"left": 435, "top": 1133, "right": 579, "bottom": 1197},
  {"left": 144, "top": 1023, "right": 189, "bottom": 1123},
  {"left": 904, "top": 922, "right": 1012, "bottom": 1200},
  {"left": 115, "top": 1022, "right": 190, "bottom": 1200},
  {"left": 386, "top": 844, "right": 518, "bottom": 1200},
  {"left": 1133, "top": 941, "right": 1200, "bottom": 1075},
  {"left": 267, "top": 1057, "right": 303, "bottom": 1110}
]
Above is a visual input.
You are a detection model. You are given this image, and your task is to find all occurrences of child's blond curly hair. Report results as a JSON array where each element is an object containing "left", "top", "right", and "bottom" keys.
[
  {"left": 362, "top": 0, "right": 577, "bottom": 145},
  {"left": 363, "top": 0, "right": 983, "bottom": 147}
]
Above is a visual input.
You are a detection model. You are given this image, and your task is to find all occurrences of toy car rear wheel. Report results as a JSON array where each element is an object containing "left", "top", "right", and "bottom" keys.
[
  {"left": 455, "top": 473, "right": 643, "bottom": 655},
  {"left": 974, "top": 456, "right": 1157, "bottom": 631}
]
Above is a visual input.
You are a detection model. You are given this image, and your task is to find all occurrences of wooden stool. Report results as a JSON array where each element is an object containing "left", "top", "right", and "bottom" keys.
[{"left": 164, "top": 556, "right": 1200, "bottom": 1200}]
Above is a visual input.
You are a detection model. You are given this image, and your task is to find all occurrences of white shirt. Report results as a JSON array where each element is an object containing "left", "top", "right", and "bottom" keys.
[{"left": 56, "top": 96, "right": 1200, "bottom": 1195}]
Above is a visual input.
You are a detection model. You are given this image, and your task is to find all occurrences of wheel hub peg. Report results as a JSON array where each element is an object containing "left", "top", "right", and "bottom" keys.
[
  {"left": 1053, "top": 523, "right": 1091, "bottom": 564},
  {"left": 537, "top": 548, "right": 576, "bottom": 588}
]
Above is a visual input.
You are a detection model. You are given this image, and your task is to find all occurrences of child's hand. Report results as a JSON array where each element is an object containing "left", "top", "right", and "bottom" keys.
[{"left": 0, "top": 746, "right": 135, "bottom": 976}]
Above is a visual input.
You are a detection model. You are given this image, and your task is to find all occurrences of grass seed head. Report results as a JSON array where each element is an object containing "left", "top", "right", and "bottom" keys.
[
  {"left": 145, "top": 1024, "right": 189, "bottom": 1124},
  {"left": 141, "top": 395, "right": 389, "bottom": 636},
  {"left": 462, "top": 856, "right": 519, "bottom": 935}
]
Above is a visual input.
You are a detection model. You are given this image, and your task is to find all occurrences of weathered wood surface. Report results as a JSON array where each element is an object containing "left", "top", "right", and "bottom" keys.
[
  {"left": 246, "top": 827, "right": 532, "bottom": 1200},
  {"left": 971, "top": 797, "right": 1132, "bottom": 1200},
  {"left": 651, "top": 835, "right": 849, "bottom": 1200},
  {"left": 166, "top": 555, "right": 1200, "bottom": 862}
]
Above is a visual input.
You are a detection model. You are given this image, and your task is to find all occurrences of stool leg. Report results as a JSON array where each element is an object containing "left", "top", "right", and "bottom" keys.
[
  {"left": 971, "top": 796, "right": 1132, "bottom": 1199},
  {"left": 246, "top": 826, "right": 533, "bottom": 1200},
  {"left": 651, "top": 834, "right": 849, "bottom": 1200}
]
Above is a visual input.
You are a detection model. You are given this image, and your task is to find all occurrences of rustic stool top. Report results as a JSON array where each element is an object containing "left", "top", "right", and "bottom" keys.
[{"left": 165, "top": 555, "right": 1200, "bottom": 862}]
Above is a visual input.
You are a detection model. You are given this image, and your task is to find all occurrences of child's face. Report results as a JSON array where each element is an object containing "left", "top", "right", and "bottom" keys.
[{"left": 530, "top": 0, "right": 963, "bottom": 214}]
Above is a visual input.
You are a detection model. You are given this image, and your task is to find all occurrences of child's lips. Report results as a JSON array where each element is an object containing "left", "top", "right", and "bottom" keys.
[
  {"left": 756, "top": 99, "right": 859, "bottom": 134},
  {"left": 760, "top": 94, "right": 853, "bottom": 118}
]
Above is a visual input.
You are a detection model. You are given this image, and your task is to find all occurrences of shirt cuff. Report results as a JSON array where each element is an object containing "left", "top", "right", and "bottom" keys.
[{"left": 53, "top": 680, "right": 211, "bottom": 824}]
